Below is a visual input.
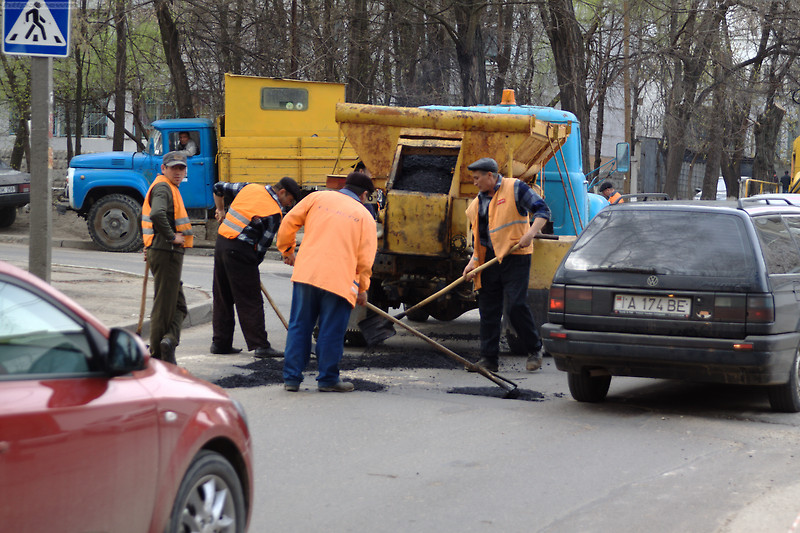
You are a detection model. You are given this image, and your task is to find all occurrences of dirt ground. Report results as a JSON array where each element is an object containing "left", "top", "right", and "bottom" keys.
[{"left": 1, "top": 205, "right": 91, "bottom": 242}]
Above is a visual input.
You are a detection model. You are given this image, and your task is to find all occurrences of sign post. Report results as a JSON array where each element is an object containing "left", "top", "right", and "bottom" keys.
[{"left": 3, "top": 0, "right": 71, "bottom": 282}]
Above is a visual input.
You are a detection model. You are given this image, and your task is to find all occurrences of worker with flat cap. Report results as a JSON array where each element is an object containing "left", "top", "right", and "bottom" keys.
[
  {"left": 211, "top": 176, "right": 302, "bottom": 358},
  {"left": 463, "top": 157, "right": 551, "bottom": 373},
  {"left": 277, "top": 172, "right": 378, "bottom": 392},
  {"left": 599, "top": 181, "right": 623, "bottom": 204}
]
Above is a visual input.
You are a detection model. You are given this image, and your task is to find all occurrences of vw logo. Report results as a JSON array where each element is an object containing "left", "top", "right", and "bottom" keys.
[{"left": 646, "top": 275, "right": 659, "bottom": 287}]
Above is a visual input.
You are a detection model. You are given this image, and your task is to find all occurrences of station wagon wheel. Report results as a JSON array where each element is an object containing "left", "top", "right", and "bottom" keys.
[
  {"left": 168, "top": 450, "right": 246, "bottom": 533},
  {"left": 568, "top": 371, "right": 611, "bottom": 403},
  {"left": 767, "top": 349, "right": 800, "bottom": 413}
]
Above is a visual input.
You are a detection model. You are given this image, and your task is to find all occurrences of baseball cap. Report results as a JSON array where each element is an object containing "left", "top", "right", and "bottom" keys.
[
  {"left": 345, "top": 172, "right": 375, "bottom": 194},
  {"left": 277, "top": 177, "right": 302, "bottom": 202},
  {"left": 163, "top": 151, "right": 188, "bottom": 167}
]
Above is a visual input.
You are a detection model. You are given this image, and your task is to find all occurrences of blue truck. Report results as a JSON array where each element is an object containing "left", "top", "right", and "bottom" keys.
[{"left": 64, "top": 119, "right": 218, "bottom": 251}]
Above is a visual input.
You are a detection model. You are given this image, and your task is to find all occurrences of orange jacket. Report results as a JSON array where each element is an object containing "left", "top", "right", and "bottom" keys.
[
  {"left": 218, "top": 183, "right": 281, "bottom": 240},
  {"left": 608, "top": 191, "right": 623, "bottom": 204},
  {"left": 142, "top": 175, "right": 193, "bottom": 248},
  {"left": 277, "top": 190, "right": 377, "bottom": 307}
]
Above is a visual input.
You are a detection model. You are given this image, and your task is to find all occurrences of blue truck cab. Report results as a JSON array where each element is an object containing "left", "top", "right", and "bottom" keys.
[
  {"left": 64, "top": 119, "right": 217, "bottom": 252},
  {"left": 423, "top": 104, "right": 609, "bottom": 237}
]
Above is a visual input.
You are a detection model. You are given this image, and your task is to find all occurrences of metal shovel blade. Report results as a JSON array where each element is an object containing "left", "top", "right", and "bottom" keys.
[{"left": 358, "top": 312, "right": 396, "bottom": 346}]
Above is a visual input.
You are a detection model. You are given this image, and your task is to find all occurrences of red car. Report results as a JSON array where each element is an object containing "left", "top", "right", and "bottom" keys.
[{"left": 0, "top": 261, "right": 252, "bottom": 532}]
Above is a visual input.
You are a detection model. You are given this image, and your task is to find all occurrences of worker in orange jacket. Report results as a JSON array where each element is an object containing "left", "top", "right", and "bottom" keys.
[
  {"left": 599, "top": 181, "right": 623, "bottom": 204},
  {"left": 277, "top": 172, "right": 378, "bottom": 392}
]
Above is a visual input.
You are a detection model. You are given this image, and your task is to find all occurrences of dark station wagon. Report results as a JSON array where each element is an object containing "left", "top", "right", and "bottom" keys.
[{"left": 542, "top": 199, "right": 800, "bottom": 412}]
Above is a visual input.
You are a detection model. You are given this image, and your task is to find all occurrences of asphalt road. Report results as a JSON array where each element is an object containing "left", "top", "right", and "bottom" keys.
[{"left": 3, "top": 242, "right": 800, "bottom": 531}]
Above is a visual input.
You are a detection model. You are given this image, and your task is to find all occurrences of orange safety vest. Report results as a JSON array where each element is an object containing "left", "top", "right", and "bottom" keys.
[
  {"left": 608, "top": 191, "right": 623, "bottom": 204},
  {"left": 466, "top": 177, "right": 533, "bottom": 289},
  {"left": 218, "top": 184, "right": 281, "bottom": 240},
  {"left": 141, "top": 176, "right": 194, "bottom": 248},
  {"left": 276, "top": 190, "right": 378, "bottom": 307}
]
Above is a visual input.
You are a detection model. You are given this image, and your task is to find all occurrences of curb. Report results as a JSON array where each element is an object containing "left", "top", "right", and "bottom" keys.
[{"left": 121, "top": 301, "right": 214, "bottom": 337}]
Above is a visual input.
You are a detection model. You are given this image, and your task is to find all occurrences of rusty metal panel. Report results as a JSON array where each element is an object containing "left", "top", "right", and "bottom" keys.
[
  {"left": 528, "top": 237, "right": 575, "bottom": 289},
  {"left": 384, "top": 191, "right": 449, "bottom": 256}
]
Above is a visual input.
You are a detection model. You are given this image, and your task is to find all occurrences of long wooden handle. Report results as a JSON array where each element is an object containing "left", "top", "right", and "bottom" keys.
[
  {"left": 364, "top": 302, "right": 517, "bottom": 392},
  {"left": 398, "top": 242, "right": 522, "bottom": 320},
  {"left": 261, "top": 282, "right": 289, "bottom": 330},
  {"left": 136, "top": 258, "right": 149, "bottom": 336}
]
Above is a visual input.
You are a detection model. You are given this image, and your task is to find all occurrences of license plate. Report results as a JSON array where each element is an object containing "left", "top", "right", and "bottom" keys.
[
  {"left": 0, "top": 185, "right": 15, "bottom": 194},
  {"left": 614, "top": 294, "right": 691, "bottom": 318}
]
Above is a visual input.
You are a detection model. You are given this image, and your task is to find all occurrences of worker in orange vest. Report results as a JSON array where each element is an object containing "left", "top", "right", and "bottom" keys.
[
  {"left": 599, "top": 181, "right": 623, "bottom": 204},
  {"left": 141, "top": 151, "right": 194, "bottom": 363},
  {"left": 211, "top": 177, "right": 301, "bottom": 357},
  {"left": 463, "top": 157, "right": 551, "bottom": 374},
  {"left": 277, "top": 172, "right": 378, "bottom": 392}
]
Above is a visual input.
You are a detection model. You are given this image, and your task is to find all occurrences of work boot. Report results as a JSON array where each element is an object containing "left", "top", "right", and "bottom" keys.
[
  {"left": 467, "top": 357, "right": 499, "bottom": 373},
  {"left": 210, "top": 343, "right": 243, "bottom": 355},
  {"left": 254, "top": 346, "right": 283, "bottom": 358},
  {"left": 318, "top": 381, "right": 355, "bottom": 392},
  {"left": 159, "top": 337, "right": 177, "bottom": 365},
  {"left": 526, "top": 348, "right": 544, "bottom": 372}
]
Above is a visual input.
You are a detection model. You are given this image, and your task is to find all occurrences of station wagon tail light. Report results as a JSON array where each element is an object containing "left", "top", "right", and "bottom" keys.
[
  {"left": 20, "top": 183, "right": 30, "bottom": 193},
  {"left": 746, "top": 294, "right": 774, "bottom": 323},
  {"left": 713, "top": 295, "right": 747, "bottom": 322},
  {"left": 565, "top": 287, "right": 592, "bottom": 314},
  {"left": 549, "top": 285, "right": 565, "bottom": 311}
]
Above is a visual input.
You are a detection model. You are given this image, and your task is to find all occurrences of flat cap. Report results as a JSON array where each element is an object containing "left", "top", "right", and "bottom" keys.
[
  {"left": 467, "top": 157, "right": 499, "bottom": 173},
  {"left": 345, "top": 171, "right": 375, "bottom": 194},
  {"left": 163, "top": 151, "right": 187, "bottom": 167},
  {"left": 277, "top": 176, "right": 302, "bottom": 202},
  {"left": 599, "top": 181, "right": 614, "bottom": 192}
]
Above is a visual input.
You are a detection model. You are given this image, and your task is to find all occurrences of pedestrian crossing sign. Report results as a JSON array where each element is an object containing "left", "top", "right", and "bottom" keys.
[{"left": 3, "top": 0, "right": 70, "bottom": 57}]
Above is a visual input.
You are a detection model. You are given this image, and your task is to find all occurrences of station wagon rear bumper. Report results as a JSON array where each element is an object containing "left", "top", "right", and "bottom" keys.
[{"left": 542, "top": 323, "right": 799, "bottom": 385}]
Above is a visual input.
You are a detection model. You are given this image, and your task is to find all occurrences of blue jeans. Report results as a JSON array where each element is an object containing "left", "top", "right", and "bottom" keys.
[{"left": 283, "top": 283, "right": 352, "bottom": 387}]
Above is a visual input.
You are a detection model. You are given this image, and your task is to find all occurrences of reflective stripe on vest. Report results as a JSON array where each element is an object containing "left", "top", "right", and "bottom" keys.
[
  {"left": 218, "top": 183, "right": 281, "bottom": 240},
  {"left": 141, "top": 175, "right": 194, "bottom": 248},
  {"left": 466, "top": 178, "right": 533, "bottom": 289}
]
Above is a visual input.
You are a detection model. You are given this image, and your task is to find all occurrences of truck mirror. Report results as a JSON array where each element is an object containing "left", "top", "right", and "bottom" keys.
[{"left": 615, "top": 142, "right": 630, "bottom": 173}]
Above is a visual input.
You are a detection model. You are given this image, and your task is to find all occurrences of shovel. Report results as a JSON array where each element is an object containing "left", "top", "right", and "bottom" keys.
[
  {"left": 260, "top": 282, "right": 289, "bottom": 330},
  {"left": 359, "top": 243, "right": 521, "bottom": 346},
  {"left": 136, "top": 257, "right": 149, "bottom": 336},
  {"left": 364, "top": 302, "right": 520, "bottom": 398}
]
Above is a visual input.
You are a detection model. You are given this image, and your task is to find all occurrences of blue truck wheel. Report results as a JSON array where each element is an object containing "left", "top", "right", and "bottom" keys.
[{"left": 86, "top": 193, "right": 143, "bottom": 252}]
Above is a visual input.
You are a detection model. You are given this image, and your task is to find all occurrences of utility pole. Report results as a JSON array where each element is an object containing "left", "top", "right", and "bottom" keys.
[{"left": 28, "top": 56, "right": 53, "bottom": 282}]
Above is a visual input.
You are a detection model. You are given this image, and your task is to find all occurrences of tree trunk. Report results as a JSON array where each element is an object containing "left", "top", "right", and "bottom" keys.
[
  {"left": 290, "top": 0, "right": 298, "bottom": 75},
  {"left": 346, "top": 0, "right": 370, "bottom": 103},
  {"left": 538, "top": 0, "right": 590, "bottom": 172},
  {"left": 112, "top": 0, "right": 127, "bottom": 151},
  {"left": 65, "top": 102, "right": 73, "bottom": 161},
  {"left": 492, "top": 3, "right": 514, "bottom": 104},
  {"left": 154, "top": 0, "right": 195, "bottom": 117},
  {"left": 453, "top": 0, "right": 488, "bottom": 105},
  {"left": 752, "top": 101, "right": 786, "bottom": 183},
  {"left": 10, "top": 118, "right": 29, "bottom": 171},
  {"left": 701, "top": 63, "right": 725, "bottom": 199},
  {"left": 662, "top": 0, "right": 729, "bottom": 199}
]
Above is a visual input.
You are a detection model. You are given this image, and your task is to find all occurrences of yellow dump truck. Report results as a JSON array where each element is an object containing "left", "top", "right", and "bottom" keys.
[{"left": 336, "top": 102, "right": 576, "bottom": 334}]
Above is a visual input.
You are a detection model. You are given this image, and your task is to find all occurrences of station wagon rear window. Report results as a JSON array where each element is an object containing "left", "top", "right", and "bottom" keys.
[
  {"left": 564, "top": 210, "right": 756, "bottom": 276},
  {"left": 260, "top": 87, "right": 308, "bottom": 111}
]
